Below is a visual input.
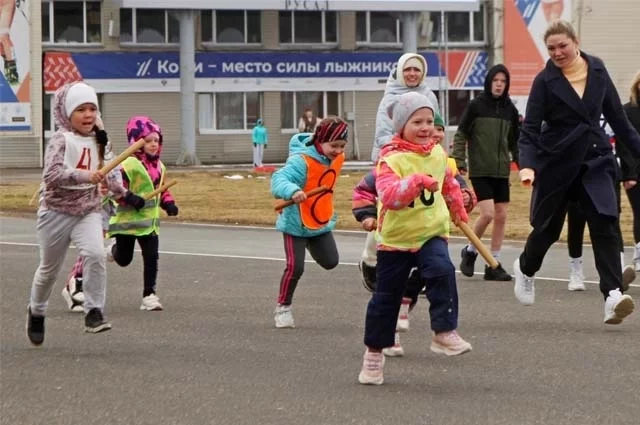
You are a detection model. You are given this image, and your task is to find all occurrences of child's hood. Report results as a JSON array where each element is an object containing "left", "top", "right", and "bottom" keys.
[
  {"left": 126, "top": 116, "right": 164, "bottom": 159},
  {"left": 256, "top": 119, "right": 264, "bottom": 127},
  {"left": 386, "top": 53, "right": 428, "bottom": 91},
  {"left": 53, "top": 81, "right": 98, "bottom": 132}
]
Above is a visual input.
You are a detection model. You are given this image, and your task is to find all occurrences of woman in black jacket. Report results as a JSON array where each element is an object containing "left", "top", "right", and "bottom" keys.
[
  {"left": 615, "top": 71, "right": 640, "bottom": 271},
  {"left": 513, "top": 20, "right": 640, "bottom": 325}
]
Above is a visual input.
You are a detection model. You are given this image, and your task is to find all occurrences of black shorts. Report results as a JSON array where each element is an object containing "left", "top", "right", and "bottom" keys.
[{"left": 470, "top": 177, "right": 510, "bottom": 203}]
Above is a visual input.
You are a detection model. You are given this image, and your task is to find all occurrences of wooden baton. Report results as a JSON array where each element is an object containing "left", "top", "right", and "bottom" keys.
[
  {"left": 274, "top": 186, "right": 329, "bottom": 211},
  {"left": 456, "top": 221, "right": 499, "bottom": 269},
  {"left": 144, "top": 180, "right": 178, "bottom": 201},
  {"left": 98, "top": 139, "right": 146, "bottom": 175}
]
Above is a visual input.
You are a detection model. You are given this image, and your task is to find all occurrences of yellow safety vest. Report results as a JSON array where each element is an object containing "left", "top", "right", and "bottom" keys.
[
  {"left": 376, "top": 145, "right": 450, "bottom": 249},
  {"left": 108, "top": 157, "right": 165, "bottom": 237}
]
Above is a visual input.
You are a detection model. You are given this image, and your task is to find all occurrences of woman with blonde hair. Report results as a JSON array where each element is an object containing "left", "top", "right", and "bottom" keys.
[
  {"left": 615, "top": 71, "right": 640, "bottom": 271},
  {"left": 513, "top": 20, "right": 640, "bottom": 326}
]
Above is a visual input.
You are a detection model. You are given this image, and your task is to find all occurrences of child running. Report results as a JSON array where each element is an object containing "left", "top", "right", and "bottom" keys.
[
  {"left": 358, "top": 92, "right": 472, "bottom": 385},
  {"left": 61, "top": 116, "right": 129, "bottom": 313},
  {"left": 27, "top": 81, "right": 128, "bottom": 345},
  {"left": 270, "top": 116, "right": 348, "bottom": 328},
  {"left": 107, "top": 116, "right": 178, "bottom": 311},
  {"left": 353, "top": 111, "right": 477, "bottom": 357}
]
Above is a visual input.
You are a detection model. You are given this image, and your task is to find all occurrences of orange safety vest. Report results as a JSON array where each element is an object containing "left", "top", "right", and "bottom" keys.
[{"left": 299, "top": 153, "right": 345, "bottom": 230}]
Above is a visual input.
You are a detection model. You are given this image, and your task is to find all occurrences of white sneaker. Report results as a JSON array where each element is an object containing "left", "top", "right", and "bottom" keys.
[
  {"left": 396, "top": 297, "right": 410, "bottom": 332},
  {"left": 604, "top": 289, "right": 635, "bottom": 325},
  {"left": 634, "top": 259, "right": 640, "bottom": 273},
  {"left": 622, "top": 265, "right": 636, "bottom": 292},
  {"left": 61, "top": 279, "right": 84, "bottom": 313},
  {"left": 358, "top": 349, "right": 385, "bottom": 385},
  {"left": 514, "top": 258, "right": 535, "bottom": 305},
  {"left": 568, "top": 269, "right": 586, "bottom": 291},
  {"left": 382, "top": 332, "right": 405, "bottom": 357},
  {"left": 140, "top": 294, "right": 163, "bottom": 311},
  {"left": 274, "top": 305, "right": 295, "bottom": 328},
  {"left": 105, "top": 241, "right": 115, "bottom": 263}
]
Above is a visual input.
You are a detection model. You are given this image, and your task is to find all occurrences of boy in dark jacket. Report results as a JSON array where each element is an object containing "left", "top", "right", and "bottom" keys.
[{"left": 452, "top": 64, "right": 520, "bottom": 281}]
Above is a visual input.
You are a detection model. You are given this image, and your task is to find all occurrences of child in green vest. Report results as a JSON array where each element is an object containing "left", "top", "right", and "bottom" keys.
[
  {"left": 107, "top": 116, "right": 179, "bottom": 312},
  {"left": 358, "top": 92, "right": 472, "bottom": 385}
]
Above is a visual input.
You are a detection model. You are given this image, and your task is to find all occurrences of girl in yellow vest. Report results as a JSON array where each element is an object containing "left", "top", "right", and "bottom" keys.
[
  {"left": 353, "top": 111, "right": 477, "bottom": 358},
  {"left": 270, "top": 116, "right": 348, "bottom": 329},
  {"left": 107, "top": 116, "right": 179, "bottom": 312},
  {"left": 358, "top": 92, "right": 472, "bottom": 385}
]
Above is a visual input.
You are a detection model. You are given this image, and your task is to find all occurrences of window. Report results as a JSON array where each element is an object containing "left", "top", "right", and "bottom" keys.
[
  {"left": 198, "top": 92, "right": 262, "bottom": 131},
  {"left": 279, "top": 11, "right": 337, "bottom": 44},
  {"left": 429, "top": 5, "right": 486, "bottom": 45},
  {"left": 201, "top": 10, "right": 261, "bottom": 44},
  {"left": 120, "top": 9, "right": 180, "bottom": 44},
  {"left": 438, "top": 90, "right": 482, "bottom": 126},
  {"left": 42, "top": 1, "right": 102, "bottom": 44},
  {"left": 355, "top": 12, "right": 403, "bottom": 45},
  {"left": 280, "top": 92, "right": 340, "bottom": 129}
]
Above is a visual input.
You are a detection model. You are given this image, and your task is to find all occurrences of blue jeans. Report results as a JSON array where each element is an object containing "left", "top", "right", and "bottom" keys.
[{"left": 363, "top": 237, "right": 458, "bottom": 349}]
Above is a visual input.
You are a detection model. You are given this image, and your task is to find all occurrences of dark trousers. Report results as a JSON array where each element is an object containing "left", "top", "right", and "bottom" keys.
[
  {"left": 112, "top": 233, "right": 159, "bottom": 297},
  {"left": 364, "top": 237, "right": 458, "bottom": 350},
  {"left": 567, "top": 182, "right": 624, "bottom": 258},
  {"left": 625, "top": 183, "right": 640, "bottom": 243},
  {"left": 520, "top": 177, "right": 623, "bottom": 298},
  {"left": 277, "top": 232, "right": 339, "bottom": 305}
]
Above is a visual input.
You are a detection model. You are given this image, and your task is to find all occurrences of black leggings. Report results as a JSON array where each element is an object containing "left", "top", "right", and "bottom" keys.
[
  {"left": 277, "top": 232, "right": 339, "bottom": 305},
  {"left": 625, "top": 183, "right": 640, "bottom": 243},
  {"left": 567, "top": 182, "right": 624, "bottom": 258},
  {"left": 112, "top": 233, "right": 159, "bottom": 297}
]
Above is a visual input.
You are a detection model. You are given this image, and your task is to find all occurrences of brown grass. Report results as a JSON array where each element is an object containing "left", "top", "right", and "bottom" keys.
[{"left": 0, "top": 170, "right": 635, "bottom": 243}]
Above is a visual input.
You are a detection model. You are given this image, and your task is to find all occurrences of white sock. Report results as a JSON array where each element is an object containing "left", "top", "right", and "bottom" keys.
[
  {"left": 491, "top": 251, "right": 500, "bottom": 261},
  {"left": 621, "top": 252, "right": 626, "bottom": 270},
  {"left": 635, "top": 242, "right": 640, "bottom": 261},
  {"left": 467, "top": 244, "right": 477, "bottom": 254},
  {"left": 569, "top": 257, "right": 582, "bottom": 272}
]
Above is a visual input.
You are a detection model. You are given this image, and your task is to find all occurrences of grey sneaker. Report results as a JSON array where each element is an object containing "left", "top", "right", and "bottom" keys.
[{"left": 84, "top": 308, "right": 112, "bottom": 333}]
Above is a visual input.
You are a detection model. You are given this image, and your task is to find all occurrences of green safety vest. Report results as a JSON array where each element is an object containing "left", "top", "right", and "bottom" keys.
[
  {"left": 375, "top": 145, "right": 450, "bottom": 250},
  {"left": 108, "top": 157, "right": 165, "bottom": 237}
]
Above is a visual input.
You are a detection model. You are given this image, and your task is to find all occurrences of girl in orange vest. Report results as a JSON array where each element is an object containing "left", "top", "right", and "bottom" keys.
[{"left": 270, "top": 117, "right": 348, "bottom": 329}]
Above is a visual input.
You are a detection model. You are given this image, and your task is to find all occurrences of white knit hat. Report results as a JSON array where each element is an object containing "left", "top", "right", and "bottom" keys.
[{"left": 64, "top": 82, "right": 98, "bottom": 118}]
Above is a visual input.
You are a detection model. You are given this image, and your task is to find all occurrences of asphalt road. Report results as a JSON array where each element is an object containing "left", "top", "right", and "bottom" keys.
[{"left": 1, "top": 216, "right": 639, "bottom": 425}]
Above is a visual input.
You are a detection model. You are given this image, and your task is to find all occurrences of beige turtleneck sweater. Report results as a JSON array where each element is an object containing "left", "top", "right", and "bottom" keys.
[{"left": 561, "top": 53, "right": 588, "bottom": 98}]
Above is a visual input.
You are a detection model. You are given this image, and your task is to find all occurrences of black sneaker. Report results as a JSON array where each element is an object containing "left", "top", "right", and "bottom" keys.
[
  {"left": 359, "top": 261, "right": 377, "bottom": 292},
  {"left": 26, "top": 306, "right": 45, "bottom": 346},
  {"left": 84, "top": 308, "right": 112, "bottom": 333},
  {"left": 460, "top": 247, "right": 478, "bottom": 277},
  {"left": 484, "top": 263, "right": 513, "bottom": 281}
]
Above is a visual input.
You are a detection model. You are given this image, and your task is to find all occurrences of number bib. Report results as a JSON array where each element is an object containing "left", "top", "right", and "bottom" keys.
[{"left": 60, "top": 132, "right": 99, "bottom": 190}]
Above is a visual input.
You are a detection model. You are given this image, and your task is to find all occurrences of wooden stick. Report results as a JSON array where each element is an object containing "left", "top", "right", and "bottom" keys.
[
  {"left": 456, "top": 221, "right": 499, "bottom": 269},
  {"left": 274, "top": 186, "right": 329, "bottom": 211},
  {"left": 98, "top": 139, "right": 146, "bottom": 175},
  {"left": 144, "top": 180, "right": 177, "bottom": 201},
  {"left": 28, "top": 187, "right": 41, "bottom": 206}
]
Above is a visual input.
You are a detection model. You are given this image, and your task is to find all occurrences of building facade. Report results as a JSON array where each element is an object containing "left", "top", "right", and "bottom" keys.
[{"left": 0, "top": 0, "right": 638, "bottom": 167}]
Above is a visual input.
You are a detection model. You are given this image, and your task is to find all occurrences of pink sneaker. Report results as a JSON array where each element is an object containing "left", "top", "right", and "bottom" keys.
[
  {"left": 430, "top": 330, "right": 472, "bottom": 356},
  {"left": 382, "top": 331, "right": 405, "bottom": 357},
  {"left": 397, "top": 297, "right": 410, "bottom": 332},
  {"left": 358, "top": 349, "right": 385, "bottom": 385}
]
